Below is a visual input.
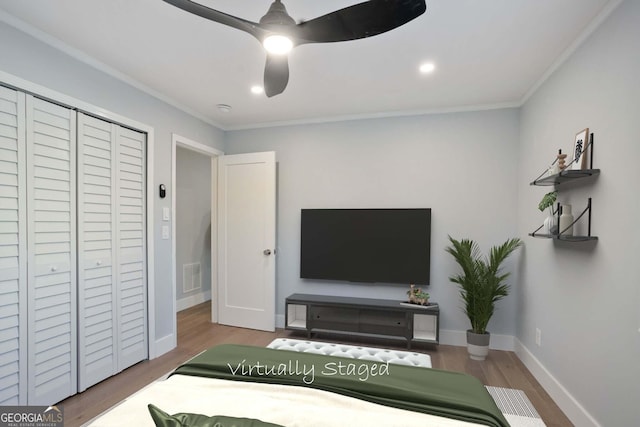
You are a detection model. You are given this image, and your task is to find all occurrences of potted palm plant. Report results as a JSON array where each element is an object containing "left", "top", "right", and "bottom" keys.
[{"left": 446, "top": 236, "right": 522, "bottom": 360}]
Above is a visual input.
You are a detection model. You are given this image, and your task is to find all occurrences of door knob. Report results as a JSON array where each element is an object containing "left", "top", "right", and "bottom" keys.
[{"left": 263, "top": 249, "right": 272, "bottom": 256}]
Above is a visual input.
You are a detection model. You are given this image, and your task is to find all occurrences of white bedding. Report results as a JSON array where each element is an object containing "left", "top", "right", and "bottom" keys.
[{"left": 88, "top": 373, "right": 482, "bottom": 427}]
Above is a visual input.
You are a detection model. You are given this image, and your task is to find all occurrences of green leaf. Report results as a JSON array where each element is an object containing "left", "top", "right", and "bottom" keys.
[{"left": 538, "top": 191, "right": 557, "bottom": 211}]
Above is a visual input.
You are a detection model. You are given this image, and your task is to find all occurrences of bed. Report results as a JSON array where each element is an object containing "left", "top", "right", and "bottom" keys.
[{"left": 88, "top": 342, "right": 511, "bottom": 427}]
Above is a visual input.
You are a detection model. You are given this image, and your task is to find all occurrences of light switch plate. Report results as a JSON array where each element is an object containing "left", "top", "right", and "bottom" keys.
[
  {"left": 162, "top": 207, "right": 170, "bottom": 221},
  {"left": 162, "top": 225, "right": 170, "bottom": 239}
]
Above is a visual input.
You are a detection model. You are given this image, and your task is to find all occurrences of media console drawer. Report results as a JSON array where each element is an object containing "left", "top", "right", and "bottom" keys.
[
  {"left": 309, "top": 305, "right": 359, "bottom": 322},
  {"left": 358, "top": 309, "right": 407, "bottom": 336},
  {"left": 359, "top": 309, "right": 406, "bottom": 327},
  {"left": 285, "top": 294, "right": 439, "bottom": 348},
  {"left": 309, "top": 305, "right": 359, "bottom": 333}
]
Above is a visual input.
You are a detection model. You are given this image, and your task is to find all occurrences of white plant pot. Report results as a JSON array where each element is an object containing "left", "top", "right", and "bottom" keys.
[{"left": 466, "top": 330, "right": 490, "bottom": 361}]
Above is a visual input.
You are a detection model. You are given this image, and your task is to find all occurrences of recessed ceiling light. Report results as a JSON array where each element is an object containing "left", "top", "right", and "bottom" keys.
[
  {"left": 251, "top": 85, "right": 264, "bottom": 95},
  {"left": 419, "top": 62, "right": 436, "bottom": 74},
  {"left": 216, "top": 104, "right": 232, "bottom": 113}
]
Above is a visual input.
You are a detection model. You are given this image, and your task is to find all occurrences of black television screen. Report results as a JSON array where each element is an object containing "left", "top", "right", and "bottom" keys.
[{"left": 300, "top": 208, "right": 431, "bottom": 285}]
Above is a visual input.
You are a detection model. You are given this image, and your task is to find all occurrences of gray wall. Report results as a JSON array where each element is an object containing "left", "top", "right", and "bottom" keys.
[
  {"left": 225, "top": 109, "right": 522, "bottom": 337},
  {"left": 516, "top": 1, "right": 640, "bottom": 426},
  {"left": 0, "top": 21, "right": 225, "bottom": 345},
  {"left": 176, "top": 146, "right": 212, "bottom": 306}
]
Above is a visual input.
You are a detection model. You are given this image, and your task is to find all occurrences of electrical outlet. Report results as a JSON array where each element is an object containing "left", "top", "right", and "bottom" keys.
[{"left": 535, "top": 328, "right": 542, "bottom": 346}]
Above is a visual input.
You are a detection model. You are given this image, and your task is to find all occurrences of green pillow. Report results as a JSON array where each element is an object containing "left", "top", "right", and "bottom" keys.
[{"left": 148, "top": 404, "right": 285, "bottom": 427}]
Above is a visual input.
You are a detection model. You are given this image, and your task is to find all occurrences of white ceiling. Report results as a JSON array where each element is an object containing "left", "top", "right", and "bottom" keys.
[{"left": 0, "top": 0, "right": 617, "bottom": 130}]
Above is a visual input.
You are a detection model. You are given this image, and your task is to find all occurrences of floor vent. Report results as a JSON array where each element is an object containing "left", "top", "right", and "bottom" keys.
[{"left": 485, "top": 386, "right": 541, "bottom": 419}]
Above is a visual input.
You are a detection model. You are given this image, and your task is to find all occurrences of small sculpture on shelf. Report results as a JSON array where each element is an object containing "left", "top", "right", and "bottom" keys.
[
  {"left": 547, "top": 149, "right": 567, "bottom": 176},
  {"left": 407, "top": 284, "right": 430, "bottom": 306},
  {"left": 556, "top": 149, "right": 568, "bottom": 170}
]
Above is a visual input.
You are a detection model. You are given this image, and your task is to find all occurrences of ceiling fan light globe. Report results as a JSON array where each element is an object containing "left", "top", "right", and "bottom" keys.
[
  {"left": 419, "top": 62, "right": 436, "bottom": 74},
  {"left": 263, "top": 35, "right": 293, "bottom": 55}
]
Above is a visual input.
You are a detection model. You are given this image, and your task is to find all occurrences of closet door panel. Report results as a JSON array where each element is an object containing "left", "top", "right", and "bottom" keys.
[
  {"left": 116, "top": 127, "right": 147, "bottom": 370},
  {"left": 0, "top": 86, "right": 26, "bottom": 405},
  {"left": 26, "top": 96, "right": 77, "bottom": 405},
  {"left": 77, "top": 113, "right": 117, "bottom": 391}
]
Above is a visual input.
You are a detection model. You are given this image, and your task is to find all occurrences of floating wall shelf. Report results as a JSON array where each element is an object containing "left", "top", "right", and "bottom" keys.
[
  {"left": 529, "top": 198, "right": 597, "bottom": 241},
  {"left": 530, "top": 169, "right": 600, "bottom": 186},
  {"left": 529, "top": 133, "right": 598, "bottom": 242}
]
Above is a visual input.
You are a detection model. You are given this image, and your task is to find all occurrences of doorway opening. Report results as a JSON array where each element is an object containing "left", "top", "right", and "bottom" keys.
[{"left": 171, "top": 134, "right": 223, "bottom": 348}]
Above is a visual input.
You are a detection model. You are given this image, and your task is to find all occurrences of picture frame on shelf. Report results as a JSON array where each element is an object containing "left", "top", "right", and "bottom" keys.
[{"left": 570, "top": 128, "right": 589, "bottom": 170}]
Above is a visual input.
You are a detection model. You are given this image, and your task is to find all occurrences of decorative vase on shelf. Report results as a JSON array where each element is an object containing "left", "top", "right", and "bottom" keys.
[
  {"left": 543, "top": 208, "right": 558, "bottom": 235},
  {"left": 559, "top": 204, "right": 574, "bottom": 236}
]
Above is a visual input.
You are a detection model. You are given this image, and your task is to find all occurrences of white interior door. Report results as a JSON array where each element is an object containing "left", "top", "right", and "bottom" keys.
[{"left": 217, "top": 152, "right": 275, "bottom": 331}]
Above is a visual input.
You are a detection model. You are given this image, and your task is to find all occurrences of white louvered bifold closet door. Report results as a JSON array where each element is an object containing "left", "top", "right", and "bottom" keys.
[
  {"left": 115, "top": 125, "right": 147, "bottom": 370},
  {"left": 0, "top": 87, "right": 27, "bottom": 405},
  {"left": 77, "top": 114, "right": 117, "bottom": 391},
  {"left": 77, "top": 114, "right": 147, "bottom": 391},
  {"left": 26, "top": 95, "right": 77, "bottom": 405}
]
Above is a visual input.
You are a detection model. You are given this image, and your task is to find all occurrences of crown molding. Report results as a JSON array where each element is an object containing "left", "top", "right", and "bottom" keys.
[
  {"left": 0, "top": 9, "right": 224, "bottom": 130},
  {"left": 520, "top": 0, "right": 624, "bottom": 105}
]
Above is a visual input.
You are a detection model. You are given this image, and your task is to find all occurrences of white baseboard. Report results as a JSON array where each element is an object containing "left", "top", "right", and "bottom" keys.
[
  {"left": 153, "top": 334, "right": 176, "bottom": 359},
  {"left": 439, "top": 329, "right": 515, "bottom": 351},
  {"left": 515, "top": 339, "right": 601, "bottom": 427},
  {"left": 177, "top": 291, "right": 211, "bottom": 312}
]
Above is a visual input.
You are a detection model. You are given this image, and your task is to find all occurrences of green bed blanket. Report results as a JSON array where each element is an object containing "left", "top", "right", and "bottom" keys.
[{"left": 171, "top": 344, "right": 510, "bottom": 427}]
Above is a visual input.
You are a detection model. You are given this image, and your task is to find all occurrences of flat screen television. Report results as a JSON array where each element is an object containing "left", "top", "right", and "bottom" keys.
[{"left": 300, "top": 208, "right": 431, "bottom": 285}]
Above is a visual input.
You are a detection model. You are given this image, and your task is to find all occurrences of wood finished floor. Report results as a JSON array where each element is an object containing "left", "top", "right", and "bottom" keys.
[{"left": 61, "top": 302, "right": 573, "bottom": 426}]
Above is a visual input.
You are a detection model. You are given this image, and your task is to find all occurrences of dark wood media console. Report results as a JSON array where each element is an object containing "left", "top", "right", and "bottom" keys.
[{"left": 285, "top": 293, "right": 439, "bottom": 349}]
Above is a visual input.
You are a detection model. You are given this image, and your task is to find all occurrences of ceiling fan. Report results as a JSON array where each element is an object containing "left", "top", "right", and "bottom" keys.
[{"left": 162, "top": 0, "right": 427, "bottom": 97}]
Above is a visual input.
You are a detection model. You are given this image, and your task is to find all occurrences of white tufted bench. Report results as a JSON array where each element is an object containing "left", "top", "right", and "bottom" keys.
[{"left": 267, "top": 338, "right": 432, "bottom": 368}]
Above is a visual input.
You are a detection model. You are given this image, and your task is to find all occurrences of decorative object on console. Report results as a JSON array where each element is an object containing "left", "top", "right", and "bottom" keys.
[
  {"left": 538, "top": 191, "right": 558, "bottom": 235},
  {"left": 446, "top": 236, "right": 523, "bottom": 361},
  {"left": 559, "top": 204, "right": 574, "bottom": 236},
  {"left": 570, "top": 128, "right": 590, "bottom": 170},
  {"left": 406, "top": 283, "right": 430, "bottom": 305}
]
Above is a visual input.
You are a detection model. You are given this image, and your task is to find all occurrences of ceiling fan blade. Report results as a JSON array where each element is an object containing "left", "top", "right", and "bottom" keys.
[
  {"left": 293, "top": 0, "right": 426, "bottom": 44},
  {"left": 161, "top": 0, "right": 267, "bottom": 41},
  {"left": 264, "top": 55, "right": 289, "bottom": 98}
]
